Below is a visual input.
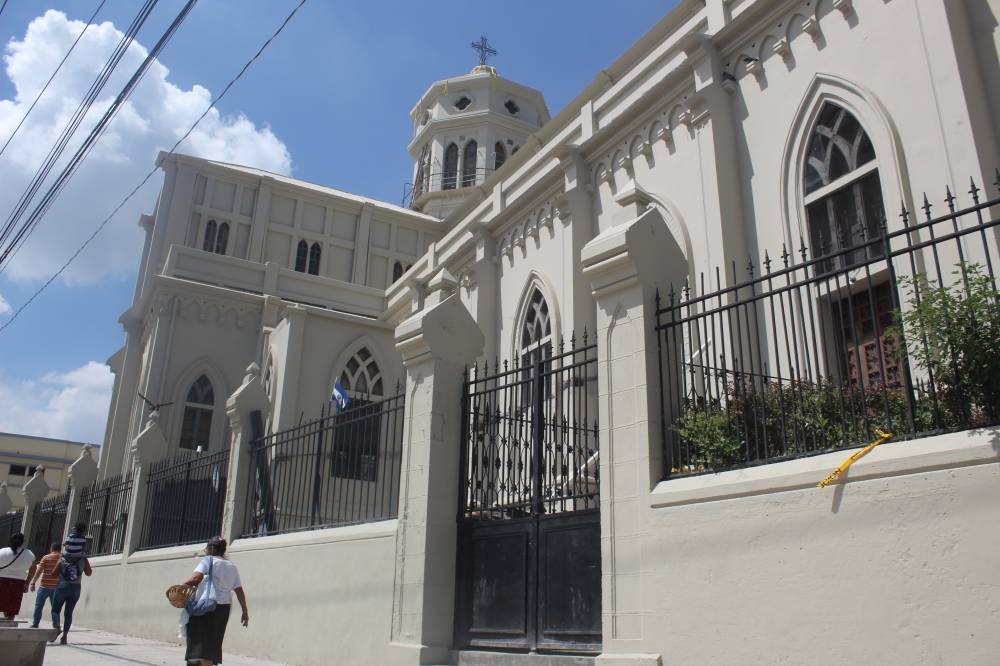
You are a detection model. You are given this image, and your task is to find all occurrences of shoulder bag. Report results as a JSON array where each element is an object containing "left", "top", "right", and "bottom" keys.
[{"left": 186, "top": 556, "right": 218, "bottom": 617}]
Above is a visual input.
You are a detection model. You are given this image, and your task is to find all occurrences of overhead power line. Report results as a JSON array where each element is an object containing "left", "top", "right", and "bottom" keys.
[
  {"left": 0, "top": 0, "right": 310, "bottom": 335},
  {"left": 0, "top": 0, "right": 202, "bottom": 271},
  {"left": 0, "top": 0, "right": 111, "bottom": 162},
  {"left": 0, "top": 0, "right": 160, "bottom": 266}
]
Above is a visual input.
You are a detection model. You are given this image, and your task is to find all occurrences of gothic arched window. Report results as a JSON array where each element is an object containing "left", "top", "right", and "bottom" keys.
[
  {"left": 520, "top": 288, "right": 553, "bottom": 403},
  {"left": 180, "top": 375, "right": 214, "bottom": 450},
  {"left": 294, "top": 240, "right": 308, "bottom": 272},
  {"left": 494, "top": 142, "right": 507, "bottom": 171},
  {"left": 804, "top": 102, "right": 885, "bottom": 273},
  {"left": 462, "top": 140, "right": 478, "bottom": 187},
  {"left": 308, "top": 242, "right": 321, "bottom": 275},
  {"left": 202, "top": 220, "right": 218, "bottom": 252},
  {"left": 214, "top": 222, "right": 229, "bottom": 255},
  {"left": 443, "top": 143, "right": 459, "bottom": 190},
  {"left": 339, "top": 347, "right": 384, "bottom": 398}
]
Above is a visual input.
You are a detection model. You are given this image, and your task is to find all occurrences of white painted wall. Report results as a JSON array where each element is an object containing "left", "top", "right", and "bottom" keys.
[{"left": 76, "top": 522, "right": 397, "bottom": 666}]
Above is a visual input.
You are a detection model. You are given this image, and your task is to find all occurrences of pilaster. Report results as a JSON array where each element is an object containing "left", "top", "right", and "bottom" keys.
[
  {"left": 63, "top": 446, "right": 98, "bottom": 544},
  {"left": 679, "top": 34, "right": 749, "bottom": 281},
  {"left": 222, "top": 363, "right": 271, "bottom": 543},
  {"left": 123, "top": 412, "right": 170, "bottom": 554},
  {"left": 581, "top": 194, "right": 686, "bottom": 664},
  {"left": 20, "top": 468, "right": 51, "bottom": 539},
  {"left": 353, "top": 202, "right": 374, "bottom": 285},
  {"left": 249, "top": 180, "right": 271, "bottom": 262},
  {"left": 388, "top": 270, "right": 484, "bottom": 665}
]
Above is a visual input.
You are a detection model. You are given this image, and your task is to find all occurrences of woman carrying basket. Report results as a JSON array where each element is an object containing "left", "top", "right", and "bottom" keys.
[{"left": 172, "top": 536, "right": 249, "bottom": 666}]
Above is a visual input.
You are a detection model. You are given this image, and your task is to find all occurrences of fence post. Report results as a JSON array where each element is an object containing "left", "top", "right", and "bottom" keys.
[
  {"left": 20, "top": 467, "right": 50, "bottom": 543},
  {"left": 580, "top": 183, "right": 687, "bottom": 662},
  {"left": 0, "top": 483, "right": 10, "bottom": 515},
  {"left": 387, "top": 269, "right": 484, "bottom": 666},
  {"left": 222, "top": 363, "right": 270, "bottom": 544},
  {"left": 122, "top": 411, "right": 170, "bottom": 555},
  {"left": 63, "top": 445, "right": 99, "bottom": 546}
]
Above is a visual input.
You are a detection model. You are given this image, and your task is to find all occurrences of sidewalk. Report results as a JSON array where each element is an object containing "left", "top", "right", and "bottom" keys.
[{"left": 19, "top": 621, "right": 291, "bottom": 666}]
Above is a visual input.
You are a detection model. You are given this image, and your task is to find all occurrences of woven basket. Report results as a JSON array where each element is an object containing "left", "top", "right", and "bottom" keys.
[{"left": 166, "top": 584, "right": 194, "bottom": 609}]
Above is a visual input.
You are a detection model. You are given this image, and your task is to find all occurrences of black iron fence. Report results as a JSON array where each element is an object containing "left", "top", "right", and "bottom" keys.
[
  {"left": 79, "top": 472, "right": 133, "bottom": 556},
  {"left": 28, "top": 490, "right": 69, "bottom": 559},
  {"left": 656, "top": 177, "right": 1000, "bottom": 477},
  {"left": 460, "top": 336, "right": 600, "bottom": 519},
  {"left": 139, "top": 449, "right": 229, "bottom": 550},
  {"left": 242, "top": 390, "right": 405, "bottom": 537},
  {"left": 0, "top": 509, "right": 23, "bottom": 544}
]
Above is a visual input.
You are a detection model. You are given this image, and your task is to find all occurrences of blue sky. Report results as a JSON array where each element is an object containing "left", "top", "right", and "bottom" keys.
[{"left": 0, "top": 0, "right": 675, "bottom": 442}]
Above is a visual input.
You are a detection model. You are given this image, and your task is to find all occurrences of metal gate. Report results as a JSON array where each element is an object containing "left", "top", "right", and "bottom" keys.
[{"left": 455, "top": 337, "right": 601, "bottom": 653}]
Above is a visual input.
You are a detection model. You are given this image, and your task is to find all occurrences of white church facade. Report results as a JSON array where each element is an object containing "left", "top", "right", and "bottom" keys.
[{"left": 27, "top": 1, "right": 996, "bottom": 664}]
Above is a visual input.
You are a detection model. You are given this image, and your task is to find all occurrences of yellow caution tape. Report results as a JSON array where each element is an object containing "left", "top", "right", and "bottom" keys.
[{"left": 818, "top": 428, "right": 893, "bottom": 488}]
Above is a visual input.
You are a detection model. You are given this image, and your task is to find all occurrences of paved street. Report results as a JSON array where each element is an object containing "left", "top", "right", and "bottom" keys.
[{"left": 16, "top": 620, "right": 291, "bottom": 666}]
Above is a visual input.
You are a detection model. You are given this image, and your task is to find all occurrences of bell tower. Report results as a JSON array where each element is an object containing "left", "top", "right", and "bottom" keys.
[{"left": 407, "top": 37, "right": 550, "bottom": 219}]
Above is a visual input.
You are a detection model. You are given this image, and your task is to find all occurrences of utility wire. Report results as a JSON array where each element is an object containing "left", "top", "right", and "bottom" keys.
[
  {"left": 0, "top": 0, "right": 310, "bottom": 335},
  {"left": 0, "top": 0, "right": 199, "bottom": 269},
  {"left": 0, "top": 0, "right": 159, "bottom": 264},
  {"left": 0, "top": 0, "right": 110, "bottom": 162},
  {"left": 0, "top": 1, "right": 8, "bottom": 21}
]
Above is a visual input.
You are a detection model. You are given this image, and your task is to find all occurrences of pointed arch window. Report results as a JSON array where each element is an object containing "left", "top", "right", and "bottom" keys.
[
  {"left": 462, "top": 140, "right": 478, "bottom": 187},
  {"left": 803, "top": 102, "right": 885, "bottom": 273},
  {"left": 294, "top": 240, "right": 308, "bottom": 272},
  {"left": 392, "top": 260, "right": 411, "bottom": 283},
  {"left": 520, "top": 288, "right": 553, "bottom": 401},
  {"left": 308, "top": 242, "right": 321, "bottom": 275},
  {"left": 202, "top": 220, "right": 228, "bottom": 255},
  {"left": 332, "top": 347, "right": 385, "bottom": 481},
  {"left": 443, "top": 143, "right": 459, "bottom": 190},
  {"left": 494, "top": 142, "right": 507, "bottom": 171},
  {"left": 202, "top": 220, "right": 217, "bottom": 252},
  {"left": 338, "top": 347, "right": 384, "bottom": 398},
  {"left": 803, "top": 103, "right": 898, "bottom": 389},
  {"left": 214, "top": 222, "right": 229, "bottom": 255},
  {"left": 180, "top": 375, "right": 214, "bottom": 450}
]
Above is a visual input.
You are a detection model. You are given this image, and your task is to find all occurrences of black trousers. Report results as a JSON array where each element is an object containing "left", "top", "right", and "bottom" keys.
[{"left": 185, "top": 603, "right": 231, "bottom": 664}]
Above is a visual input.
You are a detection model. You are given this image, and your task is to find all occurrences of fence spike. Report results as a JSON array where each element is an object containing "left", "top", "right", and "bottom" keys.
[
  {"left": 799, "top": 237, "right": 808, "bottom": 262},
  {"left": 922, "top": 193, "right": 932, "bottom": 220},
  {"left": 582, "top": 327, "right": 588, "bottom": 347},
  {"left": 969, "top": 177, "right": 981, "bottom": 204},
  {"left": 763, "top": 251, "right": 772, "bottom": 273},
  {"left": 746, "top": 256, "right": 756, "bottom": 277},
  {"left": 558, "top": 336, "right": 565, "bottom": 355},
  {"left": 994, "top": 167, "right": 1000, "bottom": 193},
  {"left": 900, "top": 201, "right": 911, "bottom": 228},
  {"left": 944, "top": 185, "right": 956, "bottom": 212},
  {"left": 570, "top": 330, "right": 577, "bottom": 349}
]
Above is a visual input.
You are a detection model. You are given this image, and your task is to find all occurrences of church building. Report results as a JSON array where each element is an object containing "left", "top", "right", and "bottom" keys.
[{"left": 68, "top": 1, "right": 1000, "bottom": 665}]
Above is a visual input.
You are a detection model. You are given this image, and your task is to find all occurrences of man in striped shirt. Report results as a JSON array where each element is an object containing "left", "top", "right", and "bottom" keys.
[{"left": 29, "top": 542, "right": 62, "bottom": 629}]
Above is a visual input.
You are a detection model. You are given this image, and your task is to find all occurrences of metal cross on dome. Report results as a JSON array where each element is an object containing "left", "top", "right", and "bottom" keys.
[{"left": 470, "top": 35, "right": 497, "bottom": 67}]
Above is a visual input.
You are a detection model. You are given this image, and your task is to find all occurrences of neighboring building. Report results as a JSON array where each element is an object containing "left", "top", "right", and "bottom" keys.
[
  {"left": 0, "top": 432, "right": 96, "bottom": 508},
  {"left": 87, "top": 2, "right": 1000, "bottom": 666}
]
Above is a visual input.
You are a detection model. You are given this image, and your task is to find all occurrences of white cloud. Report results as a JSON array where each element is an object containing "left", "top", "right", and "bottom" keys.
[
  {"left": 0, "top": 292, "right": 9, "bottom": 315},
  {"left": 0, "top": 10, "right": 292, "bottom": 283},
  {"left": 0, "top": 361, "right": 113, "bottom": 444}
]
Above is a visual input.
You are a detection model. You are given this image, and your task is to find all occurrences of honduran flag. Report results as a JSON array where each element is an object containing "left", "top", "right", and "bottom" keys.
[{"left": 331, "top": 382, "right": 350, "bottom": 412}]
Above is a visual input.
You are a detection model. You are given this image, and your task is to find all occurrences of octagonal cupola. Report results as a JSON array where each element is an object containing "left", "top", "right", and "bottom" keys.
[{"left": 407, "top": 38, "right": 550, "bottom": 219}]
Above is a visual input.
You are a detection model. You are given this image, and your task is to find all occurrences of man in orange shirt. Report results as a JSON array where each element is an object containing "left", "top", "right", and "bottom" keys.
[{"left": 29, "top": 542, "right": 61, "bottom": 629}]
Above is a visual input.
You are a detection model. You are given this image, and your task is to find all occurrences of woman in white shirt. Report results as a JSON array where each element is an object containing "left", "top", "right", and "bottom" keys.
[
  {"left": 0, "top": 533, "right": 37, "bottom": 620},
  {"left": 177, "top": 536, "right": 249, "bottom": 666}
]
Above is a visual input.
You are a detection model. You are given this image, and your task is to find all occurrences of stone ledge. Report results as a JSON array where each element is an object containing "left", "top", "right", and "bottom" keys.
[
  {"left": 650, "top": 426, "right": 1000, "bottom": 508},
  {"left": 230, "top": 519, "right": 397, "bottom": 553},
  {"left": 457, "top": 650, "right": 596, "bottom": 666}
]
